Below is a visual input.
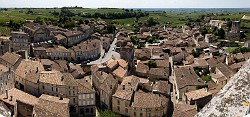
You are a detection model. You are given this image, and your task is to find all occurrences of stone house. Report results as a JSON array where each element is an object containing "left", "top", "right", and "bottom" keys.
[
  {"left": 130, "top": 91, "right": 169, "bottom": 117},
  {"left": 33, "top": 94, "right": 70, "bottom": 117},
  {"left": 34, "top": 46, "right": 71, "bottom": 61},
  {"left": 71, "top": 39, "right": 101, "bottom": 63},
  {"left": 135, "top": 62, "right": 149, "bottom": 78},
  {"left": 63, "top": 31, "right": 86, "bottom": 47},
  {"left": 0, "top": 64, "right": 15, "bottom": 94},
  {"left": 173, "top": 66, "right": 205, "bottom": 100},
  {"left": 0, "top": 52, "right": 22, "bottom": 71},
  {"left": 92, "top": 71, "right": 118, "bottom": 109},
  {"left": 149, "top": 68, "right": 169, "bottom": 81},
  {"left": 11, "top": 31, "right": 30, "bottom": 54},
  {"left": 23, "top": 23, "right": 51, "bottom": 43},
  {"left": 183, "top": 88, "right": 212, "bottom": 110},
  {"left": 0, "top": 88, "right": 38, "bottom": 117},
  {"left": 112, "top": 76, "right": 139, "bottom": 116},
  {"left": 0, "top": 36, "right": 11, "bottom": 56}
]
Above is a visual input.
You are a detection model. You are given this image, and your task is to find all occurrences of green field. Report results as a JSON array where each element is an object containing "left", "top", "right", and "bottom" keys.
[
  {"left": 0, "top": 26, "right": 11, "bottom": 36},
  {"left": 1, "top": 8, "right": 250, "bottom": 36}
]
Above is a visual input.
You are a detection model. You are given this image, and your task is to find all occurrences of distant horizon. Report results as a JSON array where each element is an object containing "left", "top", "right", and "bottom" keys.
[
  {"left": 1, "top": 7, "right": 250, "bottom": 9},
  {"left": 1, "top": 0, "right": 250, "bottom": 9}
]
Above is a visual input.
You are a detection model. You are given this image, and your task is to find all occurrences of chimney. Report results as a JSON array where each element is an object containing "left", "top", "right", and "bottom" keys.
[
  {"left": 61, "top": 76, "right": 64, "bottom": 81},
  {"left": 59, "top": 94, "right": 63, "bottom": 100},
  {"left": 9, "top": 96, "right": 12, "bottom": 101},
  {"left": 122, "top": 85, "right": 125, "bottom": 90},
  {"left": 5, "top": 90, "right": 8, "bottom": 99}
]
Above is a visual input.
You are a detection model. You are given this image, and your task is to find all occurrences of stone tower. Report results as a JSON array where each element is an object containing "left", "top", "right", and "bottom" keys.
[{"left": 231, "top": 21, "right": 241, "bottom": 33}]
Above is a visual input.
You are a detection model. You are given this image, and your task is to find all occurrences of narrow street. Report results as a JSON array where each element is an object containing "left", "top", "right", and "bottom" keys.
[{"left": 88, "top": 33, "right": 119, "bottom": 65}]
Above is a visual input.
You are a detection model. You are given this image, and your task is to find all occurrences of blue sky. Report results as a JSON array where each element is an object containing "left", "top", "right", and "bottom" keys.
[{"left": 0, "top": 0, "right": 250, "bottom": 8}]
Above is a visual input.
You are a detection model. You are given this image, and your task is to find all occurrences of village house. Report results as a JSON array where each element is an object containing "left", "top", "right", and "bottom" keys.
[
  {"left": 116, "top": 36, "right": 135, "bottom": 69},
  {"left": 38, "top": 70, "right": 96, "bottom": 116},
  {"left": 206, "top": 58, "right": 219, "bottom": 72},
  {"left": 173, "top": 66, "right": 205, "bottom": 100},
  {"left": 112, "top": 66, "right": 128, "bottom": 82},
  {"left": 34, "top": 46, "right": 71, "bottom": 61},
  {"left": 62, "top": 31, "right": 86, "bottom": 47},
  {"left": 11, "top": 31, "right": 30, "bottom": 54},
  {"left": 100, "top": 36, "right": 111, "bottom": 52},
  {"left": 149, "top": 68, "right": 169, "bottom": 81},
  {"left": 106, "top": 59, "right": 119, "bottom": 72},
  {"left": 112, "top": 76, "right": 139, "bottom": 116},
  {"left": 130, "top": 91, "right": 169, "bottom": 117},
  {"left": 0, "top": 36, "right": 11, "bottom": 56},
  {"left": 78, "top": 24, "right": 92, "bottom": 39},
  {"left": 99, "top": 73, "right": 117, "bottom": 109},
  {"left": 71, "top": 39, "right": 101, "bottom": 63},
  {"left": 152, "top": 80, "right": 171, "bottom": 96},
  {"left": 172, "top": 104, "right": 197, "bottom": 117},
  {"left": 33, "top": 94, "right": 70, "bottom": 117},
  {"left": 183, "top": 88, "right": 212, "bottom": 110},
  {"left": 54, "top": 34, "right": 67, "bottom": 46},
  {"left": 69, "top": 63, "right": 85, "bottom": 79},
  {"left": 75, "top": 78, "right": 96, "bottom": 116},
  {"left": 205, "top": 34, "right": 215, "bottom": 43},
  {"left": 135, "top": 62, "right": 149, "bottom": 78},
  {"left": 23, "top": 23, "right": 51, "bottom": 43},
  {"left": 215, "top": 62, "right": 235, "bottom": 80},
  {"left": 14, "top": 60, "right": 45, "bottom": 96},
  {"left": 135, "top": 48, "right": 151, "bottom": 61},
  {"left": 92, "top": 70, "right": 118, "bottom": 109},
  {"left": 0, "top": 52, "right": 22, "bottom": 71},
  {"left": 0, "top": 64, "right": 14, "bottom": 94},
  {"left": 0, "top": 88, "right": 39, "bottom": 117}
]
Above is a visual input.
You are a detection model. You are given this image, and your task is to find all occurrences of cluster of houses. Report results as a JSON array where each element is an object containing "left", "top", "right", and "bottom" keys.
[
  {"left": 0, "top": 16, "right": 248, "bottom": 117},
  {"left": 0, "top": 22, "right": 114, "bottom": 64}
]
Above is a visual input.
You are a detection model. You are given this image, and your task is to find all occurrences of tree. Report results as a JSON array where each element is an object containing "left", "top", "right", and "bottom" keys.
[
  {"left": 78, "top": 19, "right": 84, "bottom": 25},
  {"left": 201, "top": 27, "right": 208, "bottom": 36},
  {"left": 34, "top": 16, "right": 44, "bottom": 24},
  {"left": 147, "top": 60, "right": 157, "bottom": 68},
  {"left": 227, "top": 20, "right": 232, "bottom": 29},
  {"left": 146, "top": 17, "right": 158, "bottom": 27},
  {"left": 215, "top": 28, "right": 225, "bottom": 39},
  {"left": 99, "top": 109, "right": 120, "bottom": 117},
  {"left": 106, "top": 24, "right": 116, "bottom": 34}
]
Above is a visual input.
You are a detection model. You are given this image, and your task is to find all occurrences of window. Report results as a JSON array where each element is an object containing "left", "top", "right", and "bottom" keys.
[
  {"left": 56, "top": 88, "right": 58, "bottom": 92},
  {"left": 87, "top": 94, "right": 89, "bottom": 98},
  {"left": 42, "top": 85, "right": 44, "bottom": 89},
  {"left": 134, "top": 112, "right": 136, "bottom": 116},
  {"left": 91, "top": 94, "right": 94, "bottom": 98},
  {"left": 125, "top": 108, "right": 128, "bottom": 114},
  {"left": 86, "top": 108, "right": 90, "bottom": 113},
  {"left": 148, "top": 113, "right": 151, "bottom": 117},
  {"left": 125, "top": 101, "right": 129, "bottom": 107},
  {"left": 73, "top": 98, "right": 76, "bottom": 103},
  {"left": 140, "top": 113, "right": 143, "bottom": 117},
  {"left": 91, "top": 108, "right": 93, "bottom": 113},
  {"left": 51, "top": 87, "right": 53, "bottom": 91},
  {"left": 117, "top": 106, "right": 120, "bottom": 112},
  {"left": 117, "top": 99, "right": 120, "bottom": 105}
]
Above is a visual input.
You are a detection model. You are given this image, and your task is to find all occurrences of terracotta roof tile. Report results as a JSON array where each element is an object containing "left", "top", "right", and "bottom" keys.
[
  {"left": 0, "top": 52, "right": 21, "bottom": 66},
  {"left": 0, "top": 88, "right": 38, "bottom": 106}
]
